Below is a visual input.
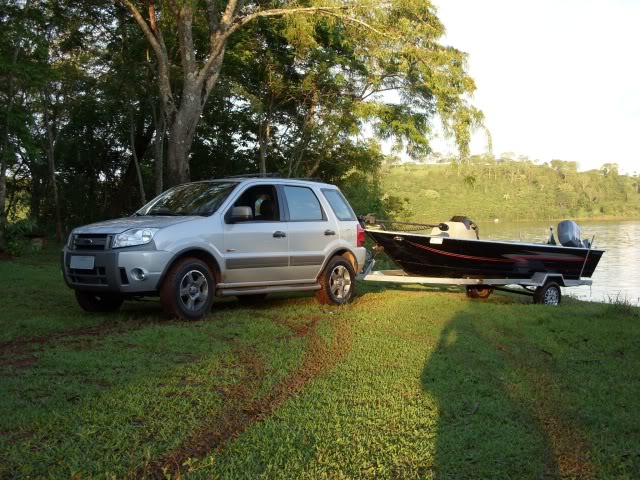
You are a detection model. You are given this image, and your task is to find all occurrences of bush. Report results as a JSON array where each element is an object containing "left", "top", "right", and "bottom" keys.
[{"left": 5, "top": 219, "right": 39, "bottom": 256}]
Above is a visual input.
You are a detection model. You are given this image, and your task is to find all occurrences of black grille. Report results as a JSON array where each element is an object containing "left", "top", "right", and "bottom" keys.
[
  {"left": 67, "top": 266, "right": 108, "bottom": 285},
  {"left": 72, "top": 234, "right": 110, "bottom": 251}
]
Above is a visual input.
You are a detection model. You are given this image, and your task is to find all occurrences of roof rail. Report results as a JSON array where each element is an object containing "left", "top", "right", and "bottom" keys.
[
  {"left": 288, "top": 177, "right": 324, "bottom": 182},
  {"left": 226, "top": 172, "right": 282, "bottom": 179}
]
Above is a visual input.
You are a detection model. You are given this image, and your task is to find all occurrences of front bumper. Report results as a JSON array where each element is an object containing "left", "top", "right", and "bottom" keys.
[{"left": 62, "top": 248, "right": 174, "bottom": 293}]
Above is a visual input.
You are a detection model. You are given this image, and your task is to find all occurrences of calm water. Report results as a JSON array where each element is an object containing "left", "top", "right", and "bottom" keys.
[{"left": 480, "top": 220, "right": 640, "bottom": 305}]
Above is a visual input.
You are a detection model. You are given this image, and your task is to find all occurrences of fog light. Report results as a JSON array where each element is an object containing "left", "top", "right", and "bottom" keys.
[{"left": 131, "top": 268, "right": 147, "bottom": 281}]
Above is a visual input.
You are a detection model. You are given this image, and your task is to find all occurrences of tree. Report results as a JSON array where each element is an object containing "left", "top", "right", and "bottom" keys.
[{"left": 115, "top": 0, "right": 482, "bottom": 186}]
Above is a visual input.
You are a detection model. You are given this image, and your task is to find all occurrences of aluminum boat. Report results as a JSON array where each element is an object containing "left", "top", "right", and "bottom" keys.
[{"left": 365, "top": 216, "right": 604, "bottom": 280}]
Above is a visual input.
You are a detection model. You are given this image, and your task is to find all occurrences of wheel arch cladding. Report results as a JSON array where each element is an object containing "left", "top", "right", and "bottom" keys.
[
  {"left": 334, "top": 248, "right": 358, "bottom": 272},
  {"left": 157, "top": 249, "right": 221, "bottom": 288}
]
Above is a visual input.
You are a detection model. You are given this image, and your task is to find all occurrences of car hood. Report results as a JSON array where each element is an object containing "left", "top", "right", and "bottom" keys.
[{"left": 72, "top": 216, "right": 201, "bottom": 235}]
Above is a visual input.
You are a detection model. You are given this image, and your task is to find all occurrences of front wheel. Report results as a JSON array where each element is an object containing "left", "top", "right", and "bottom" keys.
[
  {"left": 160, "top": 257, "right": 216, "bottom": 320},
  {"left": 534, "top": 282, "right": 562, "bottom": 305},
  {"left": 75, "top": 291, "right": 124, "bottom": 313},
  {"left": 316, "top": 257, "right": 356, "bottom": 305}
]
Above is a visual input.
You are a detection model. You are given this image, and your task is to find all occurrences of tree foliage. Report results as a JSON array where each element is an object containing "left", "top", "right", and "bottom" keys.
[
  {"left": 384, "top": 156, "right": 640, "bottom": 222},
  {"left": 0, "top": 0, "right": 483, "bottom": 250}
]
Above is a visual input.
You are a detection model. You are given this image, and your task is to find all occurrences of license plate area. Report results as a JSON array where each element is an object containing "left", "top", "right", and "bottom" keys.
[{"left": 70, "top": 255, "right": 95, "bottom": 270}]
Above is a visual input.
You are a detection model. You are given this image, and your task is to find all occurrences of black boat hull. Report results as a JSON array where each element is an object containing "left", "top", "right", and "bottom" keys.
[{"left": 366, "top": 230, "right": 604, "bottom": 280}]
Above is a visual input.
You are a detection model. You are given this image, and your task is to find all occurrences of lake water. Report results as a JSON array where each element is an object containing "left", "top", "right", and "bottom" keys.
[{"left": 480, "top": 219, "right": 640, "bottom": 305}]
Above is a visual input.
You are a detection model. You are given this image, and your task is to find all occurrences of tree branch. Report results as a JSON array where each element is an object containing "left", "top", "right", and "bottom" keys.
[
  {"left": 170, "top": 1, "right": 197, "bottom": 83},
  {"left": 205, "top": 0, "right": 219, "bottom": 49},
  {"left": 228, "top": 6, "right": 390, "bottom": 38},
  {"left": 116, "top": 0, "right": 177, "bottom": 116},
  {"left": 115, "top": 0, "right": 163, "bottom": 59}
]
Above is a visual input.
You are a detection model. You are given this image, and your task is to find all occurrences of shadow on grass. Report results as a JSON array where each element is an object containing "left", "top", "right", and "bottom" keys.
[
  {"left": 421, "top": 309, "right": 603, "bottom": 478},
  {"left": 421, "top": 312, "right": 562, "bottom": 479}
]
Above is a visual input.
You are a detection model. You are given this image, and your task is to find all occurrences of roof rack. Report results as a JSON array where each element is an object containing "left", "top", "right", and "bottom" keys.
[
  {"left": 226, "top": 173, "right": 282, "bottom": 178},
  {"left": 222, "top": 173, "right": 326, "bottom": 183}
]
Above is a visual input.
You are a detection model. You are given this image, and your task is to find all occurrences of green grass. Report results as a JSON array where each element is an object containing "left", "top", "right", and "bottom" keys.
[{"left": 1, "top": 248, "right": 639, "bottom": 479}]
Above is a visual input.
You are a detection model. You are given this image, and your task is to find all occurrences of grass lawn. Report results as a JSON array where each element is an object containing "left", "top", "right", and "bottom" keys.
[{"left": 1, "top": 248, "right": 639, "bottom": 479}]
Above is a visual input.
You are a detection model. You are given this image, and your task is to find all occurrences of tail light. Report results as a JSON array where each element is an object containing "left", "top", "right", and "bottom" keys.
[{"left": 357, "top": 223, "right": 365, "bottom": 247}]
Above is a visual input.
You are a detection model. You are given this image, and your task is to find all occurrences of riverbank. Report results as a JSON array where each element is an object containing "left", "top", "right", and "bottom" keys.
[
  {"left": 1, "top": 249, "right": 638, "bottom": 478},
  {"left": 380, "top": 163, "right": 640, "bottom": 223}
]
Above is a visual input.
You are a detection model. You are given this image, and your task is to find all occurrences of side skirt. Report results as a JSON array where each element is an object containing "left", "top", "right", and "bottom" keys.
[{"left": 217, "top": 283, "right": 321, "bottom": 297}]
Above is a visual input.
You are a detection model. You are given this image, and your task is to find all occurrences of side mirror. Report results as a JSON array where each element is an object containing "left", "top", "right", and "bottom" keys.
[{"left": 230, "top": 206, "right": 253, "bottom": 222}]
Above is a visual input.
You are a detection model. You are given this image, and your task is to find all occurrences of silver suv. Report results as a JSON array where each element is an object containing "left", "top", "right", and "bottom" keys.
[{"left": 62, "top": 176, "right": 366, "bottom": 319}]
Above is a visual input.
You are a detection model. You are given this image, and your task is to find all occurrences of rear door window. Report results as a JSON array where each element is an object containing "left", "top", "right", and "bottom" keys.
[
  {"left": 283, "top": 186, "right": 324, "bottom": 221},
  {"left": 322, "top": 189, "right": 356, "bottom": 221}
]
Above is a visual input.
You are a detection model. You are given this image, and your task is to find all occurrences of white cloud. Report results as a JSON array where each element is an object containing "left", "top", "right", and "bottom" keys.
[{"left": 431, "top": 0, "right": 640, "bottom": 173}]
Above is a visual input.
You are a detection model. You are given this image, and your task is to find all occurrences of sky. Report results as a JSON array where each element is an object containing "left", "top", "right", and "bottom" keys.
[{"left": 429, "top": 0, "right": 640, "bottom": 173}]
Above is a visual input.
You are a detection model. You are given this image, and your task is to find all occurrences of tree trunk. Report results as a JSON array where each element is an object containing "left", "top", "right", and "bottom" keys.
[
  {"left": 151, "top": 103, "right": 165, "bottom": 196},
  {"left": 259, "top": 121, "right": 271, "bottom": 175},
  {"left": 45, "top": 145, "right": 63, "bottom": 242},
  {"left": 166, "top": 134, "right": 191, "bottom": 187},
  {"left": 0, "top": 28, "right": 23, "bottom": 252},
  {"left": 42, "top": 96, "right": 63, "bottom": 243},
  {"left": 165, "top": 109, "right": 200, "bottom": 187},
  {"left": 110, "top": 122, "right": 154, "bottom": 216},
  {"left": 129, "top": 109, "right": 146, "bottom": 206}
]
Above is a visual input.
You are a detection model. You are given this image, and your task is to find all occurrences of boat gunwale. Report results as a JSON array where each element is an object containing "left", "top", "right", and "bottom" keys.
[{"left": 365, "top": 229, "right": 605, "bottom": 253}]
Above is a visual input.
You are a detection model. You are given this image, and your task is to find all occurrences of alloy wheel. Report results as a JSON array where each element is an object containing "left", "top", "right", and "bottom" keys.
[
  {"left": 330, "top": 265, "right": 352, "bottom": 300},
  {"left": 179, "top": 270, "right": 209, "bottom": 311},
  {"left": 544, "top": 287, "right": 560, "bottom": 305}
]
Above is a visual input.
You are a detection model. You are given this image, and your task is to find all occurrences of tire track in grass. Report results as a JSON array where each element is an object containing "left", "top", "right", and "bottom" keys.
[
  {"left": 0, "top": 321, "right": 169, "bottom": 369},
  {"left": 137, "top": 315, "right": 352, "bottom": 479},
  {"left": 489, "top": 334, "right": 595, "bottom": 479}
]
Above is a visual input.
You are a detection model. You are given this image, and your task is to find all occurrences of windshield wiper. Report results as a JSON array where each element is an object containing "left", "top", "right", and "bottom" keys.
[{"left": 146, "top": 211, "right": 185, "bottom": 216}]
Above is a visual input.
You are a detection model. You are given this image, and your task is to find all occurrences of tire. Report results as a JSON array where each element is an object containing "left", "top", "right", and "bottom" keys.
[
  {"left": 465, "top": 286, "right": 493, "bottom": 300},
  {"left": 160, "top": 257, "right": 216, "bottom": 320},
  {"left": 534, "top": 281, "right": 562, "bottom": 305},
  {"left": 316, "top": 256, "right": 356, "bottom": 305},
  {"left": 75, "top": 291, "right": 124, "bottom": 313},
  {"left": 236, "top": 294, "right": 268, "bottom": 305}
]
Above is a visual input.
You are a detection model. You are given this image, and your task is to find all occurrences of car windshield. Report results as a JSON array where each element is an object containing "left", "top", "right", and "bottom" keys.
[{"left": 135, "top": 182, "right": 238, "bottom": 217}]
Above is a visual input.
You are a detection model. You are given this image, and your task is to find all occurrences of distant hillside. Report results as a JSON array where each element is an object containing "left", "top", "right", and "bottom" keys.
[{"left": 378, "top": 161, "right": 640, "bottom": 222}]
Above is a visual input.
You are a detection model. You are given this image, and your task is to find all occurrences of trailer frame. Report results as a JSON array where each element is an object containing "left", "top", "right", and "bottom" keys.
[{"left": 358, "top": 259, "right": 592, "bottom": 305}]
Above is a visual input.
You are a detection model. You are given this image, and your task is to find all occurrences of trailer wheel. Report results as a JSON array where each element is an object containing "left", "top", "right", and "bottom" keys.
[
  {"left": 466, "top": 286, "right": 493, "bottom": 300},
  {"left": 534, "top": 282, "right": 562, "bottom": 305}
]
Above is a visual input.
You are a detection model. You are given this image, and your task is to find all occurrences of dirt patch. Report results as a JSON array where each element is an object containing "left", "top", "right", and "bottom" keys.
[
  {"left": 0, "top": 354, "right": 39, "bottom": 370},
  {"left": 0, "top": 321, "right": 169, "bottom": 368},
  {"left": 137, "top": 316, "right": 352, "bottom": 479}
]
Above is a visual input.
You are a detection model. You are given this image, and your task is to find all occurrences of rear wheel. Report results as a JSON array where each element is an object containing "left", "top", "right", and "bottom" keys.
[
  {"left": 75, "top": 291, "right": 124, "bottom": 313},
  {"left": 465, "top": 286, "right": 493, "bottom": 300},
  {"left": 534, "top": 282, "right": 562, "bottom": 305},
  {"left": 316, "top": 256, "right": 356, "bottom": 305},
  {"left": 160, "top": 257, "right": 215, "bottom": 320}
]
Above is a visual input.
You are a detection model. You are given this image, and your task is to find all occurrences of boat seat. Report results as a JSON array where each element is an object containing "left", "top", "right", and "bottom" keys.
[{"left": 430, "top": 222, "right": 477, "bottom": 240}]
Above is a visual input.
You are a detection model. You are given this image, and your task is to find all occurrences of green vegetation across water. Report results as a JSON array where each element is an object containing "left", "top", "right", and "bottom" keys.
[
  {"left": 1, "top": 250, "right": 639, "bottom": 478},
  {"left": 380, "top": 160, "right": 640, "bottom": 222}
]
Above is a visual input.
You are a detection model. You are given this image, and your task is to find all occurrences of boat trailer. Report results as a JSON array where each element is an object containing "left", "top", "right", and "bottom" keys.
[{"left": 358, "top": 259, "right": 592, "bottom": 305}]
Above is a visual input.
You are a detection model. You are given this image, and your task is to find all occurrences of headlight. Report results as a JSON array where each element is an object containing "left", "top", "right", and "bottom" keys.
[
  {"left": 112, "top": 228, "right": 160, "bottom": 249},
  {"left": 67, "top": 233, "right": 74, "bottom": 248}
]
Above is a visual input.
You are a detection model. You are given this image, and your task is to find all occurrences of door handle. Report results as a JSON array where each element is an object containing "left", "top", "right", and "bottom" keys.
[
  {"left": 273, "top": 231, "right": 287, "bottom": 238},
  {"left": 324, "top": 229, "right": 336, "bottom": 236}
]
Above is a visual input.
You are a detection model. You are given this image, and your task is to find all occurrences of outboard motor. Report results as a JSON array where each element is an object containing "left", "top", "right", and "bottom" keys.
[{"left": 557, "top": 220, "right": 582, "bottom": 247}]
